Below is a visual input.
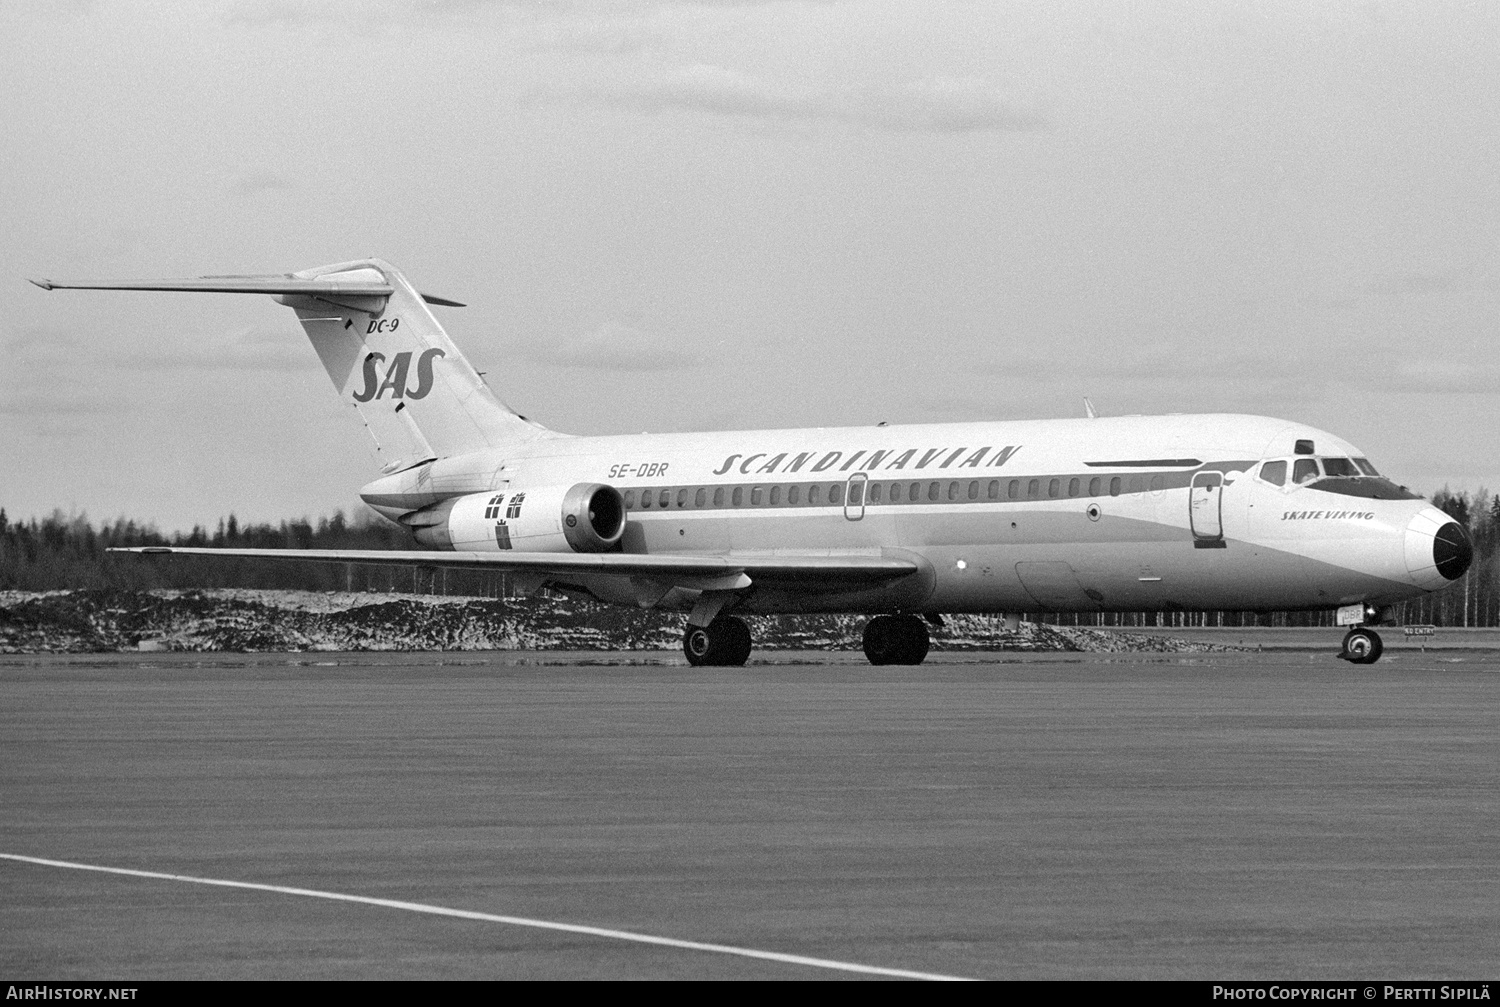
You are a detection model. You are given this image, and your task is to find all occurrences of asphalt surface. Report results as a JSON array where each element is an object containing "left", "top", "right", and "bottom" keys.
[{"left": 2, "top": 648, "right": 1498, "bottom": 980}]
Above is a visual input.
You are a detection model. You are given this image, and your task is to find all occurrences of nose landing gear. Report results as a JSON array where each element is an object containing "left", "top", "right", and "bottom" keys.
[
  {"left": 862, "top": 614, "right": 931, "bottom": 665},
  {"left": 1339, "top": 627, "right": 1384, "bottom": 664},
  {"left": 683, "top": 615, "right": 753, "bottom": 667}
]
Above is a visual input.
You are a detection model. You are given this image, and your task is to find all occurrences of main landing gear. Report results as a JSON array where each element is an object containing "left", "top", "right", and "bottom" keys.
[
  {"left": 683, "top": 615, "right": 752, "bottom": 667},
  {"left": 862, "top": 614, "right": 930, "bottom": 666},
  {"left": 683, "top": 614, "right": 933, "bottom": 667},
  {"left": 1339, "top": 627, "right": 1384, "bottom": 665}
]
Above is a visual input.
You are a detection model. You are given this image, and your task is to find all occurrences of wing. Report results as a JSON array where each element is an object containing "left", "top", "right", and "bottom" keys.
[{"left": 108, "top": 547, "right": 917, "bottom": 594}]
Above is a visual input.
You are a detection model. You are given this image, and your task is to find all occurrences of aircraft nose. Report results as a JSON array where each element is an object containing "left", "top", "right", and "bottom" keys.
[
  {"left": 1404, "top": 507, "right": 1473, "bottom": 589},
  {"left": 1432, "top": 520, "right": 1473, "bottom": 580}
]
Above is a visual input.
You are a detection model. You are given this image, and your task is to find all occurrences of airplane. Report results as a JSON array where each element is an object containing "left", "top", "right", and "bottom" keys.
[{"left": 30, "top": 259, "right": 1474, "bottom": 666}]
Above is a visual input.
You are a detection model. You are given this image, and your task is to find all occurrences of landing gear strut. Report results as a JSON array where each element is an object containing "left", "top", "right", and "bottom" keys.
[
  {"left": 1339, "top": 627, "right": 1384, "bottom": 664},
  {"left": 683, "top": 615, "right": 752, "bottom": 667},
  {"left": 862, "top": 614, "right": 930, "bottom": 666}
]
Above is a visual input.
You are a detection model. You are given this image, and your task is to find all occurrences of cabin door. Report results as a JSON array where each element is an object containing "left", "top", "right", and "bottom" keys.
[
  {"left": 1189, "top": 472, "right": 1224, "bottom": 545},
  {"left": 844, "top": 473, "right": 868, "bottom": 521}
]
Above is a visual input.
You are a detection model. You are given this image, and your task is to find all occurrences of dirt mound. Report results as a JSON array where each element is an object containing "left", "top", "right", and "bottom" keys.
[{"left": 0, "top": 590, "right": 1238, "bottom": 655}]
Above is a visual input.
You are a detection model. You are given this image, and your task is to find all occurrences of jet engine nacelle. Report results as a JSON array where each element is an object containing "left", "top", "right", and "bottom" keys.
[{"left": 404, "top": 483, "right": 626, "bottom": 553}]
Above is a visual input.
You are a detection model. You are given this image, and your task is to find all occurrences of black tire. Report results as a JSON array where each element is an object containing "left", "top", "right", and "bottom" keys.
[
  {"left": 712, "top": 615, "right": 752, "bottom": 667},
  {"left": 686, "top": 617, "right": 752, "bottom": 667},
  {"left": 1341, "top": 628, "right": 1383, "bottom": 665},
  {"left": 897, "top": 615, "right": 930, "bottom": 665},
  {"left": 863, "top": 615, "right": 930, "bottom": 665},
  {"left": 863, "top": 616, "right": 899, "bottom": 665},
  {"left": 684, "top": 625, "right": 714, "bottom": 666}
]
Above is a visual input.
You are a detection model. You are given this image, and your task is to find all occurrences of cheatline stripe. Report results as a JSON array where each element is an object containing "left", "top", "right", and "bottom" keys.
[{"left": 1, "top": 853, "right": 972, "bottom": 981}]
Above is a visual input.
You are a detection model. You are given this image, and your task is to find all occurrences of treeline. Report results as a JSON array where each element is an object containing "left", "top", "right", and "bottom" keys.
[
  {"left": 2, "top": 488, "right": 1497, "bottom": 626},
  {"left": 1415, "top": 487, "right": 1500, "bottom": 628},
  {"left": 0, "top": 509, "right": 504, "bottom": 597}
]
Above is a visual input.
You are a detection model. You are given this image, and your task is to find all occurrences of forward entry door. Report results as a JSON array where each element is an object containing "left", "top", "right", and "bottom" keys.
[{"left": 1189, "top": 472, "right": 1224, "bottom": 546}]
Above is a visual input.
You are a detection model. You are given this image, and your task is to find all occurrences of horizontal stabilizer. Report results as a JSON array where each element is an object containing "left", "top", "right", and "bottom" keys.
[{"left": 28, "top": 275, "right": 464, "bottom": 307}]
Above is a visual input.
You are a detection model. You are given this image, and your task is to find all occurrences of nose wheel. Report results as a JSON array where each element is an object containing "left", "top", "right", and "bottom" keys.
[
  {"left": 683, "top": 615, "right": 752, "bottom": 667},
  {"left": 862, "top": 614, "right": 930, "bottom": 665},
  {"left": 1339, "top": 627, "right": 1384, "bottom": 664}
]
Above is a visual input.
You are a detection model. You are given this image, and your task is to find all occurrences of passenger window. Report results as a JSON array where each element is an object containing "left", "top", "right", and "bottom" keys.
[
  {"left": 910, "top": 482, "right": 921, "bottom": 502},
  {"left": 988, "top": 480, "right": 999, "bottom": 500},
  {"left": 659, "top": 489, "right": 671, "bottom": 508},
  {"left": 968, "top": 481, "right": 979, "bottom": 500},
  {"left": 1048, "top": 478, "right": 1059, "bottom": 498},
  {"left": 1088, "top": 477, "right": 1100, "bottom": 496},
  {"left": 1028, "top": 479, "right": 1040, "bottom": 498},
  {"left": 868, "top": 483, "right": 881, "bottom": 503},
  {"left": 624, "top": 490, "right": 636, "bottom": 508},
  {"left": 1008, "top": 480, "right": 1020, "bottom": 499},
  {"left": 928, "top": 482, "right": 940, "bottom": 501},
  {"left": 732, "top": 486, "right": 744, "bottom": 506},
  {"left": 1068, "top": 477, "right": 1080, "bottom": 497},
  {"left": 694, "top": 488, "right": 706, "bottom": 507},
  {"left": 848, "top": 482, "right": 863, "bottom": 505},
  {"left": 713, "top": 487, "right": 725, "bottom": 507},
  {"left": 948, "top": 482, "right": 959, "bottom": 501},
  {"left": 830, "top": 483, "right": 844, "bottom": 505},
  {"left": 788, "top": 485, "right": 801, "bottom": 505},
  {"left": 1129, "top": 476, "right": 1144, "bottom": 493},
  {"left": 677, "top": 488, "right": 688, "bottom": 508},
  {"left": 1260, "top": 460, "right": 1286, "bottom": 486},
  {"left": 639, "top": 491, "right": 651, "bottom": 509},
  {"left": 1150, "top": 475, "right": 1163, "bottom": 493},
  {"left": 751, "top": 486, "right": 764, "bottom": 505},
  {"left": 1293, "top": 459, "right": 1319, "bottom": 484},
  {"left": 1109, "top": 476, "right": 1121, "bottom": 497},
  {"left": 769, "top": 485, "right": 781, "bottom": 505}
]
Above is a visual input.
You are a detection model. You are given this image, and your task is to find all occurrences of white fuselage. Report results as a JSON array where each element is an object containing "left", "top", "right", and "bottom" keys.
[{"left": 359, "top": 413, "right": 1457, "bottom": 617}]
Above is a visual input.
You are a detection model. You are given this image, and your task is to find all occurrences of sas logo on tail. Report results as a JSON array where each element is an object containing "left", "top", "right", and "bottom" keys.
[{"left": 353, "top": 349, "right": 444, "bottom": 402}]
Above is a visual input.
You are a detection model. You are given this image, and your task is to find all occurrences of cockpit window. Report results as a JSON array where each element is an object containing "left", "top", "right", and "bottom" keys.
[
  {"left": 1298, "top": 453, "right": 1421, "bottom": 499},
  {"left": 1259, "top": 460, "right": 1286, "bottom": 486}
]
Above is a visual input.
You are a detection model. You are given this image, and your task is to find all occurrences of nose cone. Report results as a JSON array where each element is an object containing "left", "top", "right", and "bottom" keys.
[
  {"left": 1405, "top": 507, "right": 1473, "bottom": 589},
  {"left": 1433, "top": 520, "right": 1474, "bottom": 581}
]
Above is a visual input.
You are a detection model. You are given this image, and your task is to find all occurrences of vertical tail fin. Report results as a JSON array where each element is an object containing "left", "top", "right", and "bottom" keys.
[
  {"left": 31, "top": 259, "right": 557, "bottom": 470},
  {"left": 281, "top": 259, "right": 550, "bottom": 469}
]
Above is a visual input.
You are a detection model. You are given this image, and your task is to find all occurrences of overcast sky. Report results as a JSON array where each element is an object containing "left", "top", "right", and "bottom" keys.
[{"left": 3, "top": 0, "right": 1497, "bottom": 532}]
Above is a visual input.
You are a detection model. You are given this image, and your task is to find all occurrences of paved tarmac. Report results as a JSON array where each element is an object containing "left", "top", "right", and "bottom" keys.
[
  {"left": 2, "top": 648, "right": 1498, "bottom": 980},
  {"left": 1117, "top": 626, "right": 1500, "bottom": 651}
]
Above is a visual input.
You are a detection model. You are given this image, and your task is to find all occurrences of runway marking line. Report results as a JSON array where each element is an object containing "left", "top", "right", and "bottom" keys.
[{"left": 1, "top": 852, "right": 971, "bottom": 981}]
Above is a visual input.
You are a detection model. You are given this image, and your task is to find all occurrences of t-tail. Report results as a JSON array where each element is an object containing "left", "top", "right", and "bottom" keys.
[{"left": 29, "top": 258, "right": 554, "bottom": 471}]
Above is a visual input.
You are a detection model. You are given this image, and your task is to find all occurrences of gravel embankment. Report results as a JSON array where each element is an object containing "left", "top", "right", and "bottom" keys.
[{"left": 0, "top": 589, "right": 1240, "bottom": 654}]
